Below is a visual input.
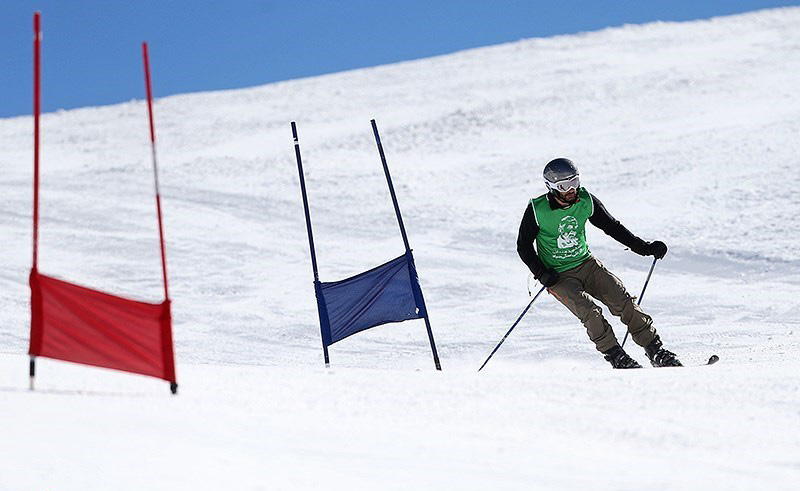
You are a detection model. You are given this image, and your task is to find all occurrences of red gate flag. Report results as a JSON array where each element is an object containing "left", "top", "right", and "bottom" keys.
[
  {"left": 27, "top": 13, "right": 177, "bottom": 392},
  {"left": 29, "top": 271, "right": 176, "bottom": 383}
]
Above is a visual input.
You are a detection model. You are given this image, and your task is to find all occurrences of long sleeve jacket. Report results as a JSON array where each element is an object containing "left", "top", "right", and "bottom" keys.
[{"left": 516, "top": 192, "right": 649, "bottom": 277}]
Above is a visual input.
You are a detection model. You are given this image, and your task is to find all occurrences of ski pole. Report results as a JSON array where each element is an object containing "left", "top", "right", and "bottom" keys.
[
  {"left": 478, "top": 285, "right": 547, "bottom": 372},
  {"left": 621, "top": 257, "right": 658, "bottom": 348}
]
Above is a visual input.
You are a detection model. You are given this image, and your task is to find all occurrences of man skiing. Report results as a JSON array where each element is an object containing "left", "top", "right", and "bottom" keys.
[{"left": 516, "top": 158, "right": 682, "bottom": 368}]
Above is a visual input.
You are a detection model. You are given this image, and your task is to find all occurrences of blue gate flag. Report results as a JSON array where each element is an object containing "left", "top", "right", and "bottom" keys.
[
  {"left": 318, "top": 254, "right": 424, "bottom": 345},
  {"left": 292, "top": 120, "right": 441, "bottom": 370}
]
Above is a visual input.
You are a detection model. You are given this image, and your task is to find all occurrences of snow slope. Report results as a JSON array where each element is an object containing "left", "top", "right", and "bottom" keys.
[{"left": 1, "top": 7, "right": 799, "bottom": 490}]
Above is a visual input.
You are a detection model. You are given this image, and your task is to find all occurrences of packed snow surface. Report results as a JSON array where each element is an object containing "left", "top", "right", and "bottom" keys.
[{"left": 2, "top": 7, "right": 799, "bottom": 490}]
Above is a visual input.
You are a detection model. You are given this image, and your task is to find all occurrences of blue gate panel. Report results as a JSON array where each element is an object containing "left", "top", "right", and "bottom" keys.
[{"left": 319, "top": 254, "right": 423, "bottom": 345}]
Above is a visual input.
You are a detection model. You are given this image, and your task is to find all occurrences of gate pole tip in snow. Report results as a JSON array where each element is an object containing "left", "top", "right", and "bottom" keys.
[
  {"left": 29, "top": 356, "right": 36, "bottom": 391},
  {"left": 370, "top": 119, "right": 441, "bottom": 371},
  {"left": 291, "top": 121, "right": 331, "bottom": 367},
  {"left": 170, "top": 382, "right": 178, "bottom": 395}
]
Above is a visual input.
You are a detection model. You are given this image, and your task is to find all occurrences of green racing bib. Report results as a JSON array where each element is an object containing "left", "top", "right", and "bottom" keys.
[{"left": 530, "top": 187, "right": 593, "bottom": 272}]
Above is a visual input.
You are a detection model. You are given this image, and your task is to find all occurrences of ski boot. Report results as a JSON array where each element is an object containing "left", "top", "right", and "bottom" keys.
[
  {"left": 645, "top": 336, "right": 683, "bottom": 367},
  {"left": 603, "top": 345, "right": 642, "bottom": 369}
]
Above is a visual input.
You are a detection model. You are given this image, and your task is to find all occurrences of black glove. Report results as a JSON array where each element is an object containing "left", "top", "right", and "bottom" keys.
[
  {"left": 537, "top": 268, "right": 560, "bottom": 287},
  {"left": 647, "top": 240, "right": 668, "bottom": 259}
]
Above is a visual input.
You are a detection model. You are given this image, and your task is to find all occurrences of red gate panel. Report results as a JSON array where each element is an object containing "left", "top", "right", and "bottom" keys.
[{"left": 29, "top": 270, "right": 176, "bottom": 383}]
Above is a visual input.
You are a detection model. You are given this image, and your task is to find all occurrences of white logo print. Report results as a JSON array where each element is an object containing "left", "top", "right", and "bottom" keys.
[{"left": 556, "top": 216, "right": 580, "bottom": 250}]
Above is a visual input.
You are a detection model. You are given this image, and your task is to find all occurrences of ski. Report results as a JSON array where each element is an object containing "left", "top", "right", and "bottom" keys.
[{"left": 653, "top": 354, "right": 718, "bottom": 368}]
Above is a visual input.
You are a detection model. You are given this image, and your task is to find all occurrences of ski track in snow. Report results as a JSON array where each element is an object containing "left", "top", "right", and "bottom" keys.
[{"left": 1, "top": 7, "right": 799, "bottom": 490}]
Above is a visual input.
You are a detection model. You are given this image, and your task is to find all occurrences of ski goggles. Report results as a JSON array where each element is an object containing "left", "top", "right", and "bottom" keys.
[{"left": 547, "top": 175, "right": 580, "bottom": 193}]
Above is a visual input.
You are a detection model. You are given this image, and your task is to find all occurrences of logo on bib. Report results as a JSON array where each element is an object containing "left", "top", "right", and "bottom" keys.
[{"left": 556, "top": 216, "right": 580, "bottom": 252}]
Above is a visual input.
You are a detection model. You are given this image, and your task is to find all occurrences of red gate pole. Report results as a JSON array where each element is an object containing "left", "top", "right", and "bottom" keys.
[
  {"left": 142, "top": 43, "right": 177, "bottom": 395},
  {"left": 33, "top": 12, "right": 41, "bottom": 272},
  {"left": 30, "top": 11, "right": 42, "bottom": 391},
  {"left": 142, "top": 42, "right": 170, "bottom": 301}
]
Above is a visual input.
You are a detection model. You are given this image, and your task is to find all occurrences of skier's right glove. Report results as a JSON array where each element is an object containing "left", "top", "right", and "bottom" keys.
[{"left": 537, "top": 268, "right": 560, "bottom": 288}]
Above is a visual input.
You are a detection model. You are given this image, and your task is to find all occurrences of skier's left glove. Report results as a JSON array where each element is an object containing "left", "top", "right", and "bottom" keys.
[
  {"left": 647, "top": 241, "right": 668, "bottom": 259},
  {"left": 537, "top": 268, "right": 560, "bottom": 287}
]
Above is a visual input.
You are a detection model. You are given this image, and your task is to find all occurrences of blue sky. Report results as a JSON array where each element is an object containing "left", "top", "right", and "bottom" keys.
[{"left": 2, "top": 0, "right": 796, "bottom": 118}]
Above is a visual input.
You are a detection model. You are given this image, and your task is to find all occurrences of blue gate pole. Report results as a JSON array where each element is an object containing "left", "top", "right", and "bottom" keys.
[
  {"left": 292, "top": 122, "right": 330, "bottom": 367},
  {"left": 371, "top": 119, "right": 442, "bottom": 371}
]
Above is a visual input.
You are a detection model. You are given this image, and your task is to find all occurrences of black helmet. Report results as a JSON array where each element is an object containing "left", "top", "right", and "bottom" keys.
[{"left": 543, "top": 158, "right": 580, "bottom": 193}]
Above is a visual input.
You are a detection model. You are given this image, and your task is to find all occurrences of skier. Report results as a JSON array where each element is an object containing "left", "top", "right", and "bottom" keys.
[{"left": 516, "top": 158, "right": 682, "bottom": 368}]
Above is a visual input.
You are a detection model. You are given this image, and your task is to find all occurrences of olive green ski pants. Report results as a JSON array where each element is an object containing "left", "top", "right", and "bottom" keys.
[{"left": 547, "top": 257, "right": 657, "bottom": 353}]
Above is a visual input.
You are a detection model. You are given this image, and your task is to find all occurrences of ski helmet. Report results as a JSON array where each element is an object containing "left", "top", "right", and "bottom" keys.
[{"left": 543, "top": 158, "right": 580, "bottom": 193}]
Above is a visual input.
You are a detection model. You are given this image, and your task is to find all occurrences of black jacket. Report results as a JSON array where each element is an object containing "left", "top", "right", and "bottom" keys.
[{"left": 516, "top": 192, "right": 649, "bottom": 277}]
